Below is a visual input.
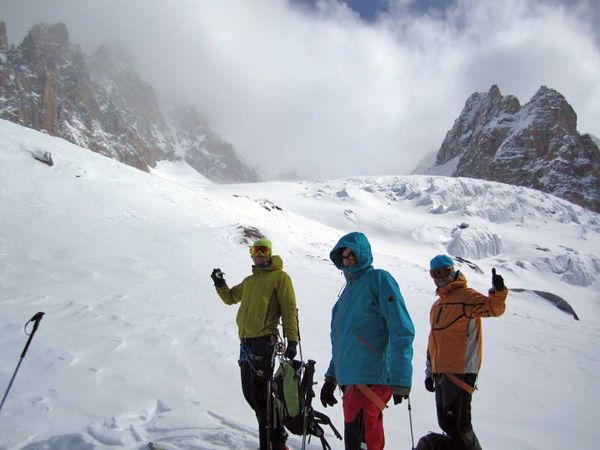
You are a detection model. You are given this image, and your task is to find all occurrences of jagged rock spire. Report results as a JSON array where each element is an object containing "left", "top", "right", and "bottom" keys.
[{"left": 0, "top": 21, "right": 8, "bottom": 53}]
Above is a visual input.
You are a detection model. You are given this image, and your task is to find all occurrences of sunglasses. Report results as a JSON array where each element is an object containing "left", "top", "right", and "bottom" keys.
[
  {"left": 429, "top": 267, "right": 454, "bottom": 279},
  {"left": 250, "top": 245, "right": 271, "bottom": 257},
  {"left": 341, "top": 248, "right": 356, "bottom": 261}
]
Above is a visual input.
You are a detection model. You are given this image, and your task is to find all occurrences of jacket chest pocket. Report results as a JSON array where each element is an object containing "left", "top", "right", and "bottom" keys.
[{"left": 433, "top": 304, "right": 466, "bottom": 331}]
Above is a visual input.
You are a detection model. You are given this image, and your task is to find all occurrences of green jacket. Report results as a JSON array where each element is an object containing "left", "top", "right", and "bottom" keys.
[{"left": 216, "top": 255, "right": 299, "bottom": 342}]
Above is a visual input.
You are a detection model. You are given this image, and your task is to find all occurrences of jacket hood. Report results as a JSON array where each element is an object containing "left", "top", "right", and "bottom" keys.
[
  {"left": 330, "top": 232, "right": 373, "bottom": 278},
  {"left": 253, "top": 254, "right": 283, "bottom": 273}
]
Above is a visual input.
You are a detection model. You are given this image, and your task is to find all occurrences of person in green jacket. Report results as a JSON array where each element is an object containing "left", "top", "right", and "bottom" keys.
[{"left": 211, "top": 238, "right": 299, "bottom": 450}]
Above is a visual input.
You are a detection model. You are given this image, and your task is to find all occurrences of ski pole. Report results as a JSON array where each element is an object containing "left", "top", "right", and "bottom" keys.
[
  {"left": 296, "top": 308, "right": 304, "bottom": 362},
  {"left": 407, "top": 395, "right": 416, "bottom": 450},
  {"left": 300, "top": 360, "right": 316, "bottom": 450},
  {"left": 0, "top": 312, "right": 45, "bottom": 412}
]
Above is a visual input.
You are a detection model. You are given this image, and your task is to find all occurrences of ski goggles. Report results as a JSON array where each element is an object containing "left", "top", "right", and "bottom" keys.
[
  {"left": 249, "top": 245, "right": 271, "bottom": 257},
  {"left": 429, "top": 267, "right": 454, "bottom": 279}
]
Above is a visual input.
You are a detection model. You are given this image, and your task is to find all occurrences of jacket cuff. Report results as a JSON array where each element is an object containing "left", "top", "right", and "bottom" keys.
[
  {"left": 324, "top": 376, "right": 337, "bottom": 385},
  {"left": 392, "top": 386, "right": 410, "bottom": 396}
]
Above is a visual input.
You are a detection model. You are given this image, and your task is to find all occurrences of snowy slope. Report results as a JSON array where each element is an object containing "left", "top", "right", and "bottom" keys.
[{"left": 1, "top": 119, "right": 599, "bottom": 449}]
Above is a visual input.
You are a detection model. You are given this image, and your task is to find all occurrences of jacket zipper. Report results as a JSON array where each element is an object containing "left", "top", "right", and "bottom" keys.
[
  {"left": 432, "top": 302, "right": 442, "bottom": 371},
  {"left": 435, "top": 304, "right": 443, "bottom": 325},
  {"left": 335, "top": 285, "right": 349, "bottom": 379}
]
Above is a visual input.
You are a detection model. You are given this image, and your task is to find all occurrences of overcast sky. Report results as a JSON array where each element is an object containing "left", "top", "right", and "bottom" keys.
[{"left": 2, "top": 0, "right": 599, "bottom": 179}]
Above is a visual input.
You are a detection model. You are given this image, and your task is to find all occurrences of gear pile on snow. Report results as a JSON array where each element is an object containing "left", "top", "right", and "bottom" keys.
[{"left": 272, "top": 359, "right": 342, "bottom": 449}]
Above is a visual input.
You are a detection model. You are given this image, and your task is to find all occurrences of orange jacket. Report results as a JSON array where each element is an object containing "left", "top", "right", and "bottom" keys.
[{"left": 426, "top": 272, "right": 507, "bottom": 375}]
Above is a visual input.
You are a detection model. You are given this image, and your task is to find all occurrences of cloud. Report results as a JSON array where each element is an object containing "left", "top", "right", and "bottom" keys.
[{"left": 1, "top": 0, "right": 599, "bottom": 179}]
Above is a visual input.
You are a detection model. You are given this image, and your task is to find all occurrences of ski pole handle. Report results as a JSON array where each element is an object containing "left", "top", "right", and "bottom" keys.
[{"left": 21, "top": 312, "right": 45, "bottom": 358}]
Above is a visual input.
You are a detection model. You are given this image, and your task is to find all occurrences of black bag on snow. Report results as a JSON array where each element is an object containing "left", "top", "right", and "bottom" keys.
[
  {"left": 416, "top": 432, "right": 460, "bottom": 450},
  {"left": 272, "top": 359, "right": 342, "bottom": 449}
]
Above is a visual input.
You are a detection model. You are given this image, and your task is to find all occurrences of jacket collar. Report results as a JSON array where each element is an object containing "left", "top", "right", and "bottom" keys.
[
  {"left": 437, "top": 270, "right": 467, "bottom": 295},
  {"left": 252, "top": 254, "right": 283, "bottom": 274}
]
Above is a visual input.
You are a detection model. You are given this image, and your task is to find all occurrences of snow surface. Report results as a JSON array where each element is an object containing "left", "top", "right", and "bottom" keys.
[
  {"left": 421, "top": 155, "right": 459, "bottom": 177},
  {"left": 1, "top": 118, "right": 599, "bottom": 449}
]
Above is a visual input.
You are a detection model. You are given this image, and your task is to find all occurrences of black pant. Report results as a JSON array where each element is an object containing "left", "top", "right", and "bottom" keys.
[
  {"left": 239, "top": 336, "right": 287, "bottom": 450},
  {"left": 343, "top": 409, "right": 365, "bottom": 450},
  {"left": 434, "top": 373, "right": 482, "bottom": 450}
]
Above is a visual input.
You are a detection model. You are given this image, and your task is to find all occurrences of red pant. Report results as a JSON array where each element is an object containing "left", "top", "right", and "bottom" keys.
[{"left": 343, "top": 384, "right": 392, "bottom": 450}]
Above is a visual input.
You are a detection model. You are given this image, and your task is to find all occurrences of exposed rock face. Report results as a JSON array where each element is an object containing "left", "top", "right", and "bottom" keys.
[
  {"left": 87, "top": 46, "right": 172, "bottom": 169},
  {"left": 0, "top": 22, "right": 258, "bottom": 182},
  {"left": 425, "top": 85, "right": 600, "bottom": 213},
  {"left": 0, "top": 22, "right": 9, "bottom": 92},
  {"left": 166, "top": 105, "right": 258, "bottom": 183},
  {"left": 0, "top": 21, "right": 8, "bottom": 52}
]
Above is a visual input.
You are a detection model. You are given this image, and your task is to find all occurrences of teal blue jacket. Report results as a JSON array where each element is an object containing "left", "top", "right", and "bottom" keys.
[{"left": 325, "top": 232, "right": 414, "bottom": 388}]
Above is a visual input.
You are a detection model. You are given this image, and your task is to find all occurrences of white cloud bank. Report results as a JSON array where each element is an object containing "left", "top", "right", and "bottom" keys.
[{"left": 1, "top": 0, "right": 599, "bottom": 179}]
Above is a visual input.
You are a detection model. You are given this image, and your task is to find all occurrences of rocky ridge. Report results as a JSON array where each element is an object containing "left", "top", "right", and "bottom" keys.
[
  {"left": 421, "top": 85, "right": 600, "bottom": 213},
  {"left": 0, "top": 22, "right": 258, "bottom": 182}
]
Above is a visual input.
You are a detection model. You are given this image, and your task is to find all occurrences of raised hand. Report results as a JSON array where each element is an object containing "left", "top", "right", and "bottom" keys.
[
  {"left": 492, "top": 268, "right": 505, "bottom": 291},
  {"left": 211, "top": 268, "right": 226, "bottom": 288}
]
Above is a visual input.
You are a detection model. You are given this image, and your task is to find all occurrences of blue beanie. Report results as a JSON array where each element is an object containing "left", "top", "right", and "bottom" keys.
[{"left": 430, "top": 254, "right": 454, "bottom": 269}]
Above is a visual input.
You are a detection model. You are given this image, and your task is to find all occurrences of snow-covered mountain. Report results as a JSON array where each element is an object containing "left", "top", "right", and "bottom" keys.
[
  {"left": 0, "top": 22, "right": 258, "bottom": 183},
  {"left": 418, "top": 85, "right": 600, "bottom": 213},
  {"left": 1, "top": 118, "right": 599, "bottom": 449}
]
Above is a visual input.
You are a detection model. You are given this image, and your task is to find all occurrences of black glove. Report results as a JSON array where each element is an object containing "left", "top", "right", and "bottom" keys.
[
  {"left": 392, "top": 386, "right": 410, "bottom": 405},
  {"left": 211, "top": 268, "right": 226, "bottom": 288},
  {"left": 425, "top": 377, "right": 435, "bottom": 392},
  {"left": 284, "top": 341, "right": 297, "bottom": 359},
  {"left": 492, "top": 268, "right": 505, "bottom": 291},
  {"left": 320, "top": 378, "right": 338, "bottom": 408}
]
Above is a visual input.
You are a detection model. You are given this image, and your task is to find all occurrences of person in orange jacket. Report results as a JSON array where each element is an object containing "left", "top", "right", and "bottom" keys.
[{"left": 425, "top": 255, "right": 508, "bottom": 450}]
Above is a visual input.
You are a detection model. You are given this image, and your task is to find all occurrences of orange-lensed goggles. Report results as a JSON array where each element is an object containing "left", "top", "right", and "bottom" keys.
[
  {"left": 250, "top": 245, "right": 271, "bottom": 257},
  {"left": 429, "top": 267, "right": 454, "bottom": 279}
]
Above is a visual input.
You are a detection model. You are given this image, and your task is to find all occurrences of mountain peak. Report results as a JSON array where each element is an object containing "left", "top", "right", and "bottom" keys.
[
  {"left": 488, "top": 84, "right": 501, "bottom": 98},
  {"left": 526, "top": 85, "right": 577, "bottom": 127},
  {"left": 435, "top": 85, "right": 520, "bottom": 166},
  {"left": 419, "top": 85, "right": 600, "bottom": 212},
  {"left": 27, "top": 22, "right": 70, "bottom": 48}
]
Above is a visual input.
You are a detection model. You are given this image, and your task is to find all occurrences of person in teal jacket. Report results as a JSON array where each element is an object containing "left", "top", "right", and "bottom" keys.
[{"left": 319, "top": 231, "right": 415, "bottom": 450}]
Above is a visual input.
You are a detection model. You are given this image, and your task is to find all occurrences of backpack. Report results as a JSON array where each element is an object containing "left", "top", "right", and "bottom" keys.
[
  {"left": 272, "top": 359, "right": 342, "bottom": 449},
  {"left": 416, "top": 432, "right": 460, "bottom": 450}
]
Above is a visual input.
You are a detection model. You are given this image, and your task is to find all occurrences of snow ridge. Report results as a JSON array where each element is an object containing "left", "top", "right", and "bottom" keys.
[{"left": 303, "top": 175, "right": 600, "bottom": 228}]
